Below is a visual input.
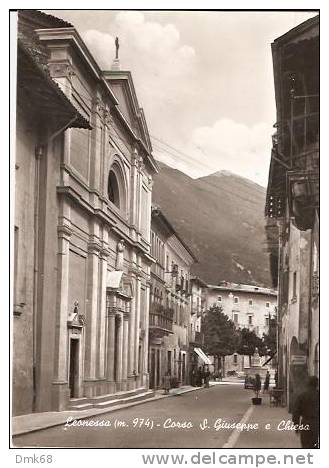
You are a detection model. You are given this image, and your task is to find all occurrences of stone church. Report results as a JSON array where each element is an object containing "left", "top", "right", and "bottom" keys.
[{"left": 13, "top": 10, "right": 158, "bottom": 414}]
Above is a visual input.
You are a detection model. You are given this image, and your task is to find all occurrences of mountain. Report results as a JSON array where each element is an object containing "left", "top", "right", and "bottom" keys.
[{"left": 152, "top": 161, "right": 272, "bottom": 287}]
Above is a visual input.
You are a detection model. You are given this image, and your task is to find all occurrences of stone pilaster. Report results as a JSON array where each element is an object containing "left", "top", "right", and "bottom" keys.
[
  {"left": 116, "top": 313, "right": 124, "bottom": 389},
  {"left": 143, "top": 281, "right": 151, "bottom": 389},
  {"left": 97, "top": 247, "right": 109, "bottom": 379},
  {"left": 134, "top": 275, "right": 142, "bottom": 378},
  {"left": 84, "top": 238, "right": 101, "bottom": 395},
  {"left": 122, "top": 310, "right": 129, "bottom": 390},
  {"left": 137, "top": 157, "right": 143, "bottom": 238},
  {"left": 106, "top": 296, "right": 116, "bottom": 388},
  {"left": 52, "top": 217, "right": 72, "bottom": 410},
  {"left": 130, "top": 149, "right": 139, "bottom": 235},
  {"left": 128, "top": 278, "right": 136, "bottom": 381}
]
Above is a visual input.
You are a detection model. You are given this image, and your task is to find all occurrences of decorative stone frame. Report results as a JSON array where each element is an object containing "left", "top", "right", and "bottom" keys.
[{"left": 107, "top": 156, "right": 128, "bottom": 218}]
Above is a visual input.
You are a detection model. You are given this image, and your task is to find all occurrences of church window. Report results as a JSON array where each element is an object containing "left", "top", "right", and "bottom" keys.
[{"left": 108, "top": 170, "right": 120, "bottom": 208}]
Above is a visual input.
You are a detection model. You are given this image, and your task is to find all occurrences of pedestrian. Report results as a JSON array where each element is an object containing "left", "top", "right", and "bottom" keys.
[
  {"left": 191, "top": 368, "right": 196, "bottom": 387},
  {"left": 197, "top": 366, "right": 203, "bottom": 387},
  {"left": 263, "top": 371, "right": 270, "bottom": 393},
  {"left": 204, "top": 367, "right": 210, "bottom": 388},
  {"left": 292, "top": 376, "right": 319, "bottom": 449},
  {"left": 163, "top": 371, "right": 171, "bottom": 395},
  {"left": 254, "top": 373, "right": 262, "bottom": 397}
]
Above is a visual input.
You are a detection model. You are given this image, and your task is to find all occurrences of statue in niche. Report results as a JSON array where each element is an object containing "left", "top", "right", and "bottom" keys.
[{"left": 116, "top": 239, "right": 125, "bottom": 270}]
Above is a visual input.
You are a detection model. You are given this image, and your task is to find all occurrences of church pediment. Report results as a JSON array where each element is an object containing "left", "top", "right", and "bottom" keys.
[{"left": 102, "top": 71, "right": 152, "bottom": 152}]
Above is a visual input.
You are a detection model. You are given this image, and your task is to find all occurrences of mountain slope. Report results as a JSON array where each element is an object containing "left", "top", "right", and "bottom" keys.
[{"left": 152, "top": 162, "right": 271, "bottom": 287}]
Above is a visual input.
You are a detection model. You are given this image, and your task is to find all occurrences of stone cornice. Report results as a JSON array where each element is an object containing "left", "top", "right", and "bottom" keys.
[
  {"left": 57, "top": 187, "right": 152, "bottom": 258},
  {"left": 123, "top": 311, "right": 130, "bottom": 320},
  {"left": 87, "top": 240, "right": 102, "bottom": 255},
  {"left": 128, "top": 266, "right": 143, "bottom": 278},
  {"left": 57, "top": 223, "right": 72, "bottom": 239},
  {"left": 100, "top": 248, "right": 110, "bottom": 260},
  {"left": 36, "top": 27, "right": 118, "bottom": 106},
  {"left": 48, "top": 61, "right": 75, "bottom": 79}
]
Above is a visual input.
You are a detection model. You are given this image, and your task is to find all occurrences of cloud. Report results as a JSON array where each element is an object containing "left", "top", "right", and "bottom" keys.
[
  {"left": 83, "top": 12, "right": 196, "bottom": 146},
  {"left": 155, "top": 119, "right": 273, "bottom": 186},
  {"left": 83, "top": 14, "right": 272, "bottom": 186},
  {"left": 84, "top": 29, "right": 116, "bottom": 69},
  {"left": 190, "top": 119, "right": 273, "bottom": 185},
  {"left": 83, "top": 12, "right": 195, "bottom": 91}
]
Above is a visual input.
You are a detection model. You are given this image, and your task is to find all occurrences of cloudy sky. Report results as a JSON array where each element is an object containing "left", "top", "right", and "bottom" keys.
[{"left": 48, "top": 9, "right": 317, "bottom": 186}]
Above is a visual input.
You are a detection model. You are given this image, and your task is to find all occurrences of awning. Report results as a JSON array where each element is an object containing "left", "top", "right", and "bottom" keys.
[
  {"left": 107, "top": 270, "right": 123, "bottom": 289},
  {"left": 194, "top": 347, "right": 211, "bottom": 365}
]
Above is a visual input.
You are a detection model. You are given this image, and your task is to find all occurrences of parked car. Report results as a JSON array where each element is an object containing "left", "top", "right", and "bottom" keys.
[{"left": 244, "top": 374, "right": 255, "bottom": 389}]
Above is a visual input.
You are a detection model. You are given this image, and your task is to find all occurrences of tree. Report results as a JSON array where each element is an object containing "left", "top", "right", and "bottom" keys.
[
  {"left": 202, "top": 305, "right": 240, "bottom": 376},
  {"left": 236, "top": 328, "right": 264, "bottom": 367}
]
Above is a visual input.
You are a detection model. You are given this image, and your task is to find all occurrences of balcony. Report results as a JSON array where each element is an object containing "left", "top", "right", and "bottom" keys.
[{"left": 149, "top": 302, "right": 174, "bottom": 339}]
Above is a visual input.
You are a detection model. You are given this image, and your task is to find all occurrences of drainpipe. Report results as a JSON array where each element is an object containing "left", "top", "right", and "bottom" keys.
[
  {"left": 32, "top": 114, "right": 79, "bottom": 412},
  {"left": 276, "top": 219, "right": 285, "bottom": 400},
  {"left": 32, "top": 143, "right": 43, "bottom": 412}
]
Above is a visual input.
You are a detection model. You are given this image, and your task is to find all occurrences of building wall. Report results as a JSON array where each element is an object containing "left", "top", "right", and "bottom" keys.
[
  {"left": 267, "top": 16, "right": 319, "bottom": 410},
  {"left": 308, "top": 221, "right": 319, "bottom": 378},
  {"left": 149, "top": 216, "right": 194, "bottom": 388},
  {"left": 13, "top": 106, "right": 38, "bottom": 415},
  {"left": 205, "top": 287, "right": 277, "bottom": 338},
  {"left": 205, "top": 285, "right": 277, "bottom": 374},
  {"left": 188, "top": 280, "right": 205, "bottom": 376},
  {"left": 14, "top": 98, "right": 66, "bottom": 415},
  {"left": 14, "top": 18, "right": 156, "bottom": 413},
  {"left": 163, "top": 235, "right": 191, "bottom": 384},
  {"left": 49, "top": 61, "right": 154, "bottom": 408},
  {"left": 280, "top": 221, "right": 313, "bottom": 410}
]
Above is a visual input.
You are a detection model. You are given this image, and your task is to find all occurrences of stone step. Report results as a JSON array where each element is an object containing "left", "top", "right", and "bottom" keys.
[
  {"left": 92, "top": 387, "right": 147, "bottom": 404},
  {"left": 68, "top": 389, "right": 154, "bottom": 411},
  {"left": 94, "top": 391, "right": 153, "bottom": 409},
  {"left": 69, "top": 403, "right": 94, "bottom": 410}
]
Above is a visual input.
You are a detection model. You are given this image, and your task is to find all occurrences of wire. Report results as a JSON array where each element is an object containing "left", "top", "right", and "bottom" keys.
[
  {"left": 150, "top": 134, "right": 221, "bottom": 174},
  {"left": 51, "top": 78, "right": 215, "bottom": 173}
]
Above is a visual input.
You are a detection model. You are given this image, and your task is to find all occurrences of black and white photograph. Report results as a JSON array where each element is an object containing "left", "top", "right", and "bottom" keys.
[{"left": 10, "top": 6, "right": 319, "bottom": 455}]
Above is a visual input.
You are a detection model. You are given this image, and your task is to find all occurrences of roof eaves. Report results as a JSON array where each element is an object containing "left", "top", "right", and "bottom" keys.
[
  {"left": 19, "top": 9, "right": 74, "bottom": 28},
  {"left": 273, "top": 14, "right": 319, "bottom": 45},
  {"left": 17, "top": 39, "right": 92, "bottom": 130}
]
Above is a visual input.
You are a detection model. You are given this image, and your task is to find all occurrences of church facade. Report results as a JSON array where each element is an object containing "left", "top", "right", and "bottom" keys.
[{"left": 13, "top": 10, "right": 157, "bottom": 414}]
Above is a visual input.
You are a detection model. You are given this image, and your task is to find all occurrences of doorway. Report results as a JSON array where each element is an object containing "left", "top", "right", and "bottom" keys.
[
  {"left": 69, "top": 338, "right": 79, "bottom": 398},
  {"left": 156, "top": 349, "right": 161, "bottom": 388},
  {"left": 150, "top": 349, "right": 156, "bottom": 389},
  {"left": 182, "top": 353, "right": 186, "bottom": 383}
]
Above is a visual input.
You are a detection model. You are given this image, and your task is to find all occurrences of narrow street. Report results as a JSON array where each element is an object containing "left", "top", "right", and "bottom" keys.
[
  {"left": 13, "top": 383, "right": 299, "bottom": 449},
  {"left": 11, "top": 10, "right": 319, "bottom": 456}
]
